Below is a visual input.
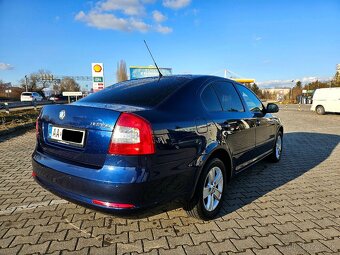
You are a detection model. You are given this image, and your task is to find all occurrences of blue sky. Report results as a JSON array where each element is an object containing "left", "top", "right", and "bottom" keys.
[{"left": 0, "top": 0, "right": 339, "bottom": 88}]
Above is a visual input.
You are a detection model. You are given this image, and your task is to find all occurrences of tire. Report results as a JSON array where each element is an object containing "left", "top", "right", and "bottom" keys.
[
  {"left": 316, "top": 105, "right": 325, "bottom": 115},
  {"left": 268, "top": 131, "right": 283, "bottom": 162},
  {"left": 184, "top": 158, "right": 226, "bottom": 220}
]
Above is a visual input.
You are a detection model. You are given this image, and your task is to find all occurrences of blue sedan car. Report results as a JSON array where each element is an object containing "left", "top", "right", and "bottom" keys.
[{"left": 32, "top": 75, "right": 283, "bottom": 220}]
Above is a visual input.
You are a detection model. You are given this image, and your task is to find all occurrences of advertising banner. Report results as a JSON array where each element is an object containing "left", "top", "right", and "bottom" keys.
[{"left": 130, "top": 66, "right": 172, "bottom": 79}]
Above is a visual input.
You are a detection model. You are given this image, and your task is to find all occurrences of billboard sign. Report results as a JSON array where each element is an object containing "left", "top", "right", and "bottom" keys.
[
  {"left": 92, "top": 63, "right": 105, "bottom": 92},
  {"left": 130, "top": 66, "right": 172, "bottom": 79}
]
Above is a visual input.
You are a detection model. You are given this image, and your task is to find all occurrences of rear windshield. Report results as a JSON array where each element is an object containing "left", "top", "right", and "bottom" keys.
[
  {"left": 80, "top": 77, "right": 190, "bottom": 108},
  {"left": 22, "top": 92, "right": 32, "bottom": 96}
]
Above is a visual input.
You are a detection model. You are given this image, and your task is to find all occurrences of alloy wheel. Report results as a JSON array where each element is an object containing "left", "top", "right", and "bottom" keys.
[{"left": 203, "top": 166, "right": 223, "bottom": 211}]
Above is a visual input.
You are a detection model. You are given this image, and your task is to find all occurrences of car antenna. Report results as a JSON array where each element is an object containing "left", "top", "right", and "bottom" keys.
[{"left": 144, "top": 40, "right": 163, "bottom": 78}]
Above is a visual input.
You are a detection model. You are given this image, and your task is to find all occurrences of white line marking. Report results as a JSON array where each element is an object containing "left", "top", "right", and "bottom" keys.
[{"left": 0, "top": 199, "right": 69, "bottom": 215}]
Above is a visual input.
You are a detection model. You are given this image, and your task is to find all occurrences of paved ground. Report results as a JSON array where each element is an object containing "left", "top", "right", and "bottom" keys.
[{"left": 0, "top": 110, "right": 339, "bottom": 255}]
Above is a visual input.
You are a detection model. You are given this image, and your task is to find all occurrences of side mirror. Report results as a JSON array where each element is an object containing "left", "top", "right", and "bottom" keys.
[{"left": 266, "top": 103, "right": 279, "bottom": 113}]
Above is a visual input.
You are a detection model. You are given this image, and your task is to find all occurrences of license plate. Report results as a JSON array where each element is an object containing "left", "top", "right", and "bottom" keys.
[
  {"left": 48, "top": 125, "right": 85, "bottom": 147},
  {"left": 50, "top": 126, "right": 63, "bottom": 141}
]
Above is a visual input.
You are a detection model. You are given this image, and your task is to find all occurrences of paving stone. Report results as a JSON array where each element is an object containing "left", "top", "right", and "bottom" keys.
[
  {"left": 195, "top": 221, "right": 220, "bottom": 233},
  {"left": 231, "top": 237, "right": 261, "bottom": 251},
  {"left": 253, "top": 234, "right": 283, "bottom": 248},
  {"left": 274, "top": 232, "right": 305, "bottom": 245},
  {"left": 76, "top": 236, "right": 103, "bottom": 250},
  {"left": 166, "top": 233, "right": 193, "bottom": 248},
  {"left": 89, "top": 245, "right": 116, "bottom": 255},
  {"left": 48, "top": 239, "right": 77, "bottom": 253},
  {"left": 190, "top": 231, "right": 216, "bottom": 245},
  {"left": 319, "top": 237, "right": 340, "bottom": 252},
  {"left": 183, "top": 242, "right": 213, "bottom": 255},
  {"left": 129, "top": 229, "right": 153, "bottom": 242},
  {"left": 234, "top": 226, "right": 261, "bottom": 239},
  {"left": 208, "top": 239, "right": 238, "bottom": 253},
  {"left": 298, "top": 240, "right": 333, "bottom": 254},
  {"left": 159, "top": 246, "right": 186, "bottom": 255},
  {"left": 0, "top": 236, "right": 14, "bottom": 249},
  {"left": 103, "top": 232, "right": 129, "bottom": 245},
  {"left": 0, "top": 245, "right": 22, "bottom": 255},
  {"left": 212, "top": 229, "right": 239, "bottom": 242},
  {"left": 143, "top": 237, "right": 169, "bottom": 252},
  {"left": 10, "top": 233, "right": 40, "bottom": 247},
  {"left": 38, "top": 230, "right": 67, "bottom": 243},
  {"left": 173, "top": 224, "right": 199, "bottom": 235},
  {"left": 117, "top": 240, "right": 143, "bottom": 254},
  {"left": 152, "top": 227, "right": 177, "bottom": 239},
  {"left": 21, "top": 241, "right": 50, "bottom": 255},
  {"left": 296, "top": 229, "right": 327, "bottom": 242},
  {"left": 276, "top": 243, "right": 309, "bottom": 255}
]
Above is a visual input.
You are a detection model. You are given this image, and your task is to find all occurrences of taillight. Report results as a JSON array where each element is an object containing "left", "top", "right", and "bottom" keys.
[{"left": 108, "top": 113, "right": 155, "bottom": 155}]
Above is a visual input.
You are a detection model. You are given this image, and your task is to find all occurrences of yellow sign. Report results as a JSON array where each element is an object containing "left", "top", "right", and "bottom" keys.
[
  {"left": 231, "top": 78, "right": 255, "bottom": 83},
  {"left": 93, "top": 64, "right": 102, "bottom": 72}
]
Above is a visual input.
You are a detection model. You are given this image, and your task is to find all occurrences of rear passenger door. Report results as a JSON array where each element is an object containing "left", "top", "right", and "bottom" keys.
[{"left": 201, "top": 81, "right": 256, "bottom": 168}]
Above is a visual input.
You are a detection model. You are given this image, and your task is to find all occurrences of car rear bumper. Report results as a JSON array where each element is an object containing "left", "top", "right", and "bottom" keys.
[{"left": 32, "top": 151, "right": 191, "bottom": 212}]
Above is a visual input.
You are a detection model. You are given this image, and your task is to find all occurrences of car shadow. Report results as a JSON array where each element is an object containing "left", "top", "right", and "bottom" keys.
[
  {"left": 218, "top": 131, "right": 340, "bottom": 218},
  {"left": 116, "top": 131, "right": 340, "bottom": 220}
]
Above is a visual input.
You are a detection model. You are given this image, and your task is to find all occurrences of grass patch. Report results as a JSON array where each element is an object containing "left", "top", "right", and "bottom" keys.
[{"left": 0, "top": 109, "right": 40, "bottom": 131}]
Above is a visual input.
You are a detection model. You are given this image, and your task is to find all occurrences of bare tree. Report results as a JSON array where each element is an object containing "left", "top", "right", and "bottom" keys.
[
  {"left": 19, "top": 70, "right": 54, "bottom": 91},
  {"left": 116, "top": 60, "right": 128, "bottom": 82},
  {"left": 60, "top": 77, "right": 80, "bottom": 92}
]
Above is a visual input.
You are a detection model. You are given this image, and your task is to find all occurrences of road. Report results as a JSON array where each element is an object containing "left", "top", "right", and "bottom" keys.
[{"left": 0, "top": 109, "right": 339, "bottom": 255}]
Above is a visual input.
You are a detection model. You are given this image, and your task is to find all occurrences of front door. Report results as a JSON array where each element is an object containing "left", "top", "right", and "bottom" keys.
[{"left": 235, "top": 84, "right": 275, "bottom": 158}]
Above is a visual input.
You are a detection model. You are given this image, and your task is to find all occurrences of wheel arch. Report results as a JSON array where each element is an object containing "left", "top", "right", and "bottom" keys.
[{"left": 189, "top": 147, "right": 233, "bottom": 200}]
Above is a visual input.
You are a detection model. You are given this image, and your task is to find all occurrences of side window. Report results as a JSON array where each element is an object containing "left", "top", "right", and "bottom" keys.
[
  {"left": 236, "top": 85, "right": 263, "bottom": 112},
  {"left": 201, "top": 85, "right": 223, "bottom": 112},
  {"left": 212, "top": 82, "right": 244, "bottom": 112}
]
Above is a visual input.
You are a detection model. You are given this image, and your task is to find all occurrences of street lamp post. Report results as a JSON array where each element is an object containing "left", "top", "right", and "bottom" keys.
[{"left": 25, "top": 75, "right": 28, "bottom": 92}]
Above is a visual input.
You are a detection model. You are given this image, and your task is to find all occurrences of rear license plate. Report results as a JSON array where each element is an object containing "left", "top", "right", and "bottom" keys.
[{"left": 48, "top": 125, "right": 85, "bottom": 147}]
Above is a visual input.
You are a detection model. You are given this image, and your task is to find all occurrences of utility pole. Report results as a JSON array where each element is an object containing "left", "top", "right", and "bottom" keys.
[{"left": 25, "top": 75, "right": 28, "bottom": 92}]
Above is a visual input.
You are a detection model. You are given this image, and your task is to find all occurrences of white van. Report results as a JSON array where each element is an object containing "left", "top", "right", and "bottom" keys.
[{"left": 311, "top": 88, "right": 340, "bottom": 115}]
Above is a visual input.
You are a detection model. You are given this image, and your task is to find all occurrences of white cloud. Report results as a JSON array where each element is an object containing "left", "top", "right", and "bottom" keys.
[
  {"left": 75, "top": 0, "right": 176, "bottom": 34},
  {"left": 0, "top": 63, "right": 14, "bottom": 70},
  {"left": 152, "top": 10, "right": 167, "bottom": 23},
  {"left": 155, "top": 24, "right": 172, "bottom": 34},
  {"left": 75, "top": 11, "right": 130, "bottom": 31},
  {"left": 75, "top": 11, "right": 151, "bottom": 32},
  {"left": 163, "top": 0, "right": 191, "bottom": 9},
  {"left": 130, "top": 19, "right": 149, "bottom": 32},
  {"left": 98, "top": 0, "right": 145, "bottom": 16},
  {"left": 255, "top": 36, "right": 262, "bottom": 41}
]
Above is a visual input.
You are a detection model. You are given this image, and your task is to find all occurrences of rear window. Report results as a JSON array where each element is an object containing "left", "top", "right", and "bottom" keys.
[
  {"left": 22, "top": 92, "right": 32, "bottom": 96},
  {"left": 80, "top": 77, "right": 190, "bottom": 107}
]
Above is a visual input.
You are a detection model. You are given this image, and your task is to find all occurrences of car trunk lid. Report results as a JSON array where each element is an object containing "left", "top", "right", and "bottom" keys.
[{"left": 38, "top": 104, "right": 122, "bottom": 168}]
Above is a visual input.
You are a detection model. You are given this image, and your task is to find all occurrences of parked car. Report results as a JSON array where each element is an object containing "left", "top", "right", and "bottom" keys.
[
  {"left": 32, "top": 75, "right": 283, "bottom": 220},
  {"left": 311, "top": 88, "right": 340, "bottom": 115},
  {"left": 20, "top": 92, "right": 43, "bottom": 102},
  {"left": 49, "top": 94, "right": 68, "bottom": 102}
]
